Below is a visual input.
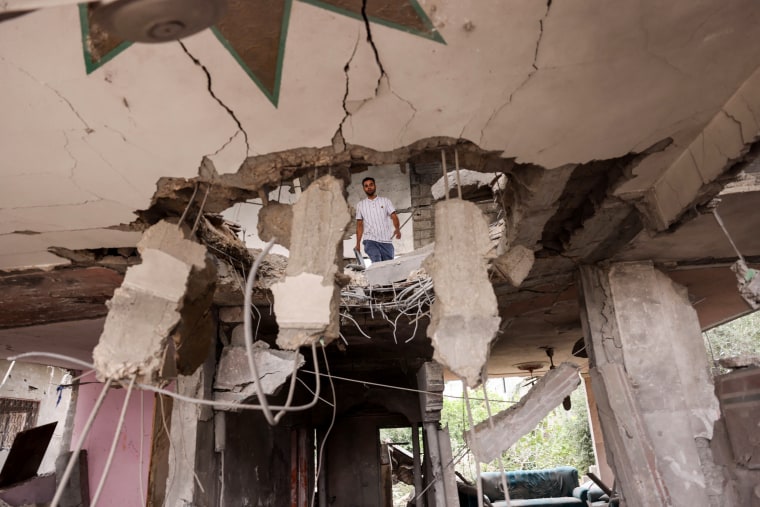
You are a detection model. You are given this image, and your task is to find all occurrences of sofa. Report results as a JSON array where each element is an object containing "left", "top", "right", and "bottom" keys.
[{"left": 475, "top": 466, "right": 587, "bottom": 507}]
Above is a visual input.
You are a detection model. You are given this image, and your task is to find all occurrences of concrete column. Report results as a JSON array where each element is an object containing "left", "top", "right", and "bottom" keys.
[
  {"left": 581, "top": 373, "right": 614, "bottom": 487},
  {"left": 165, "top": 351, "right": 218, "bottom": 507},
  {"left": 578, "top": 262, "right": 730, "bottom": 506}
]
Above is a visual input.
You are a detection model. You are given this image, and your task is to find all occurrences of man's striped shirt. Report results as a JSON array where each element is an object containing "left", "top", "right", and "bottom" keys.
[{"left": 356, "top": 196, "right": 396, "bottom": 243}]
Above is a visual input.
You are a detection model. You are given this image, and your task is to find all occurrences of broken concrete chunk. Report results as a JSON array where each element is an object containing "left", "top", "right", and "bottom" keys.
[
  {"left": 464, "top": 362, "right": 580, "bottom": 462},
  {"left": 258, "top": 202, "right": 294, "bottom": 249},
  {"left": 93, "top": 220, "right": 216, "bottom": 384},
  {"left": 213, "top": 343, "right": 304, "bottom": 407},
  {"left": 492, "top": 244, "right": 535, "bottom": 287},
  {"left": 717, "top": 355, "right": 760, "bottom": 369},
  {"left": 425, "top": 200, "right": 501, "bottom": 387},
  {"left": 431, "top": 169, "right": 506, "bottom": 200},
  {"left": 363, "top": 244, "right": 433, "bottom": 286},
  {"left": 272, "top": 272, "right": 333, "bottom": 339},
  {"left": 273, "top": 175, "right": 350, "bottom": 349}
]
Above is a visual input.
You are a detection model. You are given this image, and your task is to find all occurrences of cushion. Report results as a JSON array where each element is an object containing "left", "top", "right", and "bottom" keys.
[
  {"left": 481, "top": 467, "right": 580, "bottom": 501},
  {"left": 491, "top": 499, "right": 584, "bottom": 507}
]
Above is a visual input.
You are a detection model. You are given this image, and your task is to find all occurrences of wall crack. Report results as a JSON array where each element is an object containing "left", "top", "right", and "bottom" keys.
[
  {"left": 361, "top": 0, "right": 387, "bottom": 95},
  {"left": 479, "top": 0, "right": 552, "bottom": 146},
  {"left": 721, "top": 109, "right": 746, "bottom": 142},
  {"left": 179, "top": 41, "right": 251, "bottom": 156},
  {"left": 333, "top": 32, "right": 361, "bottom": 152}
]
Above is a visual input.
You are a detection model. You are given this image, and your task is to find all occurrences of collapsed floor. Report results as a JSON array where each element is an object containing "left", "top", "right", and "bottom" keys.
[{"left": 2, "top": 142, "right": 760, "bottom": 506}]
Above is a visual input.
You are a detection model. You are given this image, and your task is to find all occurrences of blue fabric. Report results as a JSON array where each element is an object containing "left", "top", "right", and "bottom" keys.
[
  {"left": 481, "top": 467, "right": 582, "bottom": 504},
  {"left": 363, "top": 240, "right": 394, "bottom": 262}
]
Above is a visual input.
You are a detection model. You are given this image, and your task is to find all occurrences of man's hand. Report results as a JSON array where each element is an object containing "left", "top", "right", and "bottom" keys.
[
  {"left": 394, "top": 229, "right": 401, "bottom": 239},
  {"left": 355, "top": 243, "right": 361, "bottom": 253}
]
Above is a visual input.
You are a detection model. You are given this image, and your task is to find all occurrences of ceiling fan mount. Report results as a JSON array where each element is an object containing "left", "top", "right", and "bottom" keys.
[{"left": 0, "top": 0, "right": 226, "bottom": 42}]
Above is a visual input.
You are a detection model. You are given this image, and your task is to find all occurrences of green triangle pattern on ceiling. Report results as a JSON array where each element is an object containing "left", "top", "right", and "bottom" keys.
[{"left": 79, "top": 0, "right": 445, "bottom": 107}]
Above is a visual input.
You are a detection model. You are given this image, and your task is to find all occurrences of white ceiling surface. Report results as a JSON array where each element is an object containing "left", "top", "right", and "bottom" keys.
[
  {"left": 0, "top": 318, "right": 105, "bottom": 369},
  {"left": 2, "top": 1, "right": 760, "bottom": 270}
]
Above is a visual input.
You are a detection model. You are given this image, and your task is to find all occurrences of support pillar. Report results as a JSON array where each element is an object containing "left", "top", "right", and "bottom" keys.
[
  {"left": 578, "top": 262, "right": 730, "bottom": 506},
  {"left": 165, "top": 350, "right": 218, "bottom": 507},
  {"left": 581, "top": 372, "right": 614, "bottom": 487}
]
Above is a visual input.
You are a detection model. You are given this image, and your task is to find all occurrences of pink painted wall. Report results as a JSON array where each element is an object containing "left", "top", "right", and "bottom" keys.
[{"left": 71, "top": 382, "right": 155, "bottom": 506}]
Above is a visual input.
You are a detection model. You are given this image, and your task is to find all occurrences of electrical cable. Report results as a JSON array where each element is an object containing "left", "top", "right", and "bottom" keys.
[
  {"left": 51, "top": 378, "right": 113, "bottom": 507},
  {"left": 91, "top": 376, "right": 136, "bottom": 507},
  {"left": 441, "top": 150, "right": 450, "bottom": 200},
  {"left": 296, "top": 377, "right": 333, "bottom": 408},
  {"left": 455, "top": 148, "right": 463, "bottom": 200},
  {"left": 138, "top": 389, "right": 145, "bottom": 506},
  {"left": 311, "top": 343, "right": 337, "bottom": 507},
  {"left": 244, "top": 238, "right": 319, "bottom": 425},
  {"left": 9, "top": 352, "right": 94, "bottom": 371},
  {"left": 243, "top": 237, "right": 279, "bottom": 424},
  {"left": 177, "top": 181, "right": 200, "bottom": 228},
  {"left": 463, "top": 386, "right": 485, "bottom": 507},
  {"left": 339, "top": 312, "right": 373, "bottom": 340},
  {"left": 0, "top": 360, "right": 15, "bottom": 390},
  {"left": 712, "top": 208, "right": 746, "bottom": 263},
  {"left": 483, "top": 384, "right": 511, "bottom": 506},
  {"left": 137, "top": 344, "right": 321, "bottom": 414},
  {"left": 191, "top": 182, "right": 212, "bottom": 236}
]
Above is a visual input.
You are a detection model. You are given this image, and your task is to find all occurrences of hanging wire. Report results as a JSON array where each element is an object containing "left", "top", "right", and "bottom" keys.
[
  {"left": 454, "top": 148, "right": 463, "bottom": 200},
  {"left": 441, "top": 150, "right": 450, "bottom": 200},
  {"left": 177, "top": 181, "right": 200, "bottom": 228},
  {"left": 91, "top": 376, "right": 136, "bottom": 507},
  {"left": 311, "top": 342, "right": 338, "bottom": 507},
  {"left": 190, "top": 182, "right": 212, "bottom": 236},
  {"left": 463, "top": 385, "right": 485, "bottom": 507},
  {"left": 138, "top": 389, "right": 146, "bottom": 505},
  {"left": 51, "top": 379, "right": 113, "bottom": 507},
  {"left": 8, "top": 352, "right": 95, "bottom": 371},
  {"left": 712, "top": 207, "right": 746, "bottom": 263},
  {"left": 0, "top": 360, "right": 15, "bottom": 390},
  {"left": 483, "top": 382, "right": 511, "bottom": 506}
]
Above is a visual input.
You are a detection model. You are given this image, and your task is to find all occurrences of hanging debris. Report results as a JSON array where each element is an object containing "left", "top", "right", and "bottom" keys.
[
  {"left": 93, "top": 220, "right": 217, "bottom": 384},
  {"left": 731, "top": 259, "right": 760, "bottom": 309},
  {"left": 271, "top": 175, "right": 350, "bottom": 349},
  {"left": 425, "top": 199, "right": 500, "bottom": 387},
  {"left": 464, "top": 362, "right": 580, "bottom": 462},
  {"left": 213, "top": 341, "right": 304, "bottom": 407},
  {"left": 492, "top": 244, "right": 535, "bottom": 287},
  {"left": 258, "top": 202, "right": 294, "bottom": 250}
]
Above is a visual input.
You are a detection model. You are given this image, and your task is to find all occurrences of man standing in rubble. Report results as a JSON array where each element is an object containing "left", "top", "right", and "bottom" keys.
[{"left": 355, "top": 177, "right": 401, "bottom": 262}]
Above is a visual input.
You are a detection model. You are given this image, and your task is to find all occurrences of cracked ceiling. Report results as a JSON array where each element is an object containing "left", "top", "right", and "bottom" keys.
[{"left": 2, "top": 0, "right": 760, "bottom": 375}]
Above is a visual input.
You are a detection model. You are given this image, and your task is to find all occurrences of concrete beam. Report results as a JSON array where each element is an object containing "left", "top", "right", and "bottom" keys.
[
  {"left": 425, "top": 200, "right": 500, "bottom": 387},
  {"left": 464, "top": 362, "right": 580, "bottom": 463},
  {"left": 500, "top": 164, "right": 576, "bottom": 250},
  {"left": 93, "top": 220, "right": 216, "bottom": 384},
  {"left": 272, "top": 175, "right": 350, "bottom": 349},
  {"left": 644, "top": 67, "right": 760, "bottom": 230}
]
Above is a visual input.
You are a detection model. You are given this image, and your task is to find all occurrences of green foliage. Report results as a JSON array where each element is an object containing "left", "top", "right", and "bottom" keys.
[
  {"left": 703, "top": 310, "right": 760, "bottom": 373},
  {"left": 441, "top": 381, "right": 595, "bottom": 481}
]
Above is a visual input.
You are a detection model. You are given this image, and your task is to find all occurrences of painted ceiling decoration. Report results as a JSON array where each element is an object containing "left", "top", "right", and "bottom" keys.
[{"left": 80, "top": 0, "right": 444, "bottom": 106}]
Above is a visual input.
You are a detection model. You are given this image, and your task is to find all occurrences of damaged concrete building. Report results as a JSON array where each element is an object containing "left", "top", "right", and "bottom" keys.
[{"left": 1, "top": 0, "right": 760, "bottom": 505}]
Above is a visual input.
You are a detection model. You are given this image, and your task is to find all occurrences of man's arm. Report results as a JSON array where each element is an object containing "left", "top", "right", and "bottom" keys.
[
  {"left": 391, "top": 212, "right": 401, "bottom": 239},
  {"left": 355, "top": 219, "right": 364, "bottom": 251}
]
